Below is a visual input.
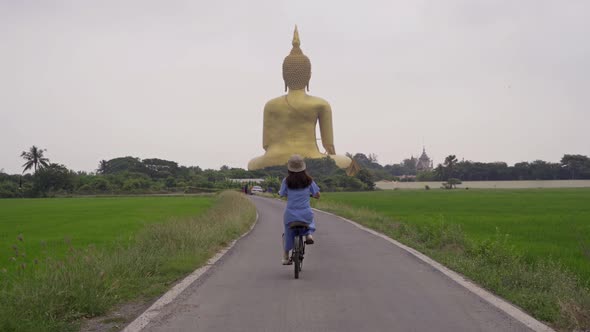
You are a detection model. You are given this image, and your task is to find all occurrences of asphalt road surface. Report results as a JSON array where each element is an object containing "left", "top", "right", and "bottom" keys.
[{"left": 141, "top": 196, "right": 533, "bottom": 332}]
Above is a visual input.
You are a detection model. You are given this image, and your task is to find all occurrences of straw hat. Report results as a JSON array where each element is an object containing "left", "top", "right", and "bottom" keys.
[{"left": 287, "top": 155, "right": 306, "bottom": 172}]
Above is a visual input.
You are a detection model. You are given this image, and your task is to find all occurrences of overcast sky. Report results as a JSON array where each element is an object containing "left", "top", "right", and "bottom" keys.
[{"left": 1, "top": 0, "right": 588, "bottom": 174}]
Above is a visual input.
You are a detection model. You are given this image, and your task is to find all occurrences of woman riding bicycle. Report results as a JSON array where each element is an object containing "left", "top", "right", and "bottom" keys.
[{"left": 279, "top": 155, "right": 320, "bottom": 265}]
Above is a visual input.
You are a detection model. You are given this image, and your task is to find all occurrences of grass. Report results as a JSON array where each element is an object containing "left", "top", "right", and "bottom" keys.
[
  {"left": 314, "top": 189, "right": 590, "bottom": 331},
  {"left": 0, "top": 196, "right": 214, "bottom": 268},
  {"left": 319, "top": 189, "right": 590, "bottom": 283},
  {"left": 0, "top": 191, "right": 256, "bottom": 332}
]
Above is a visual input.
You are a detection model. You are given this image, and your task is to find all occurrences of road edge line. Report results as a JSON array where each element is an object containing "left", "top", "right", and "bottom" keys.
[
  {"left": 312, "top": 207, "right": 555, "bottom": 332},
  {"left": 122, "top": 211, "right": 259, "bottom": 332}
]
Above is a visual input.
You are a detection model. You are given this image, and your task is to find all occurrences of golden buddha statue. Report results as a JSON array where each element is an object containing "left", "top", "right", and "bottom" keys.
[{"left": 248, "top": 26, "right": 352, "bottom": 170}]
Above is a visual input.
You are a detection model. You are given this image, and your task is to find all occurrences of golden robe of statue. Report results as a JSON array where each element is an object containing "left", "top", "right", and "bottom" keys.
[{"left": 248, "top": 26, "right": 352, "bottom": 170}]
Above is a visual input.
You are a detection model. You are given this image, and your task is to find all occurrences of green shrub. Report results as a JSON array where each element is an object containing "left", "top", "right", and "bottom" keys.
[{"left": 0, "top": 181, "right": 20, "bottom": 198}]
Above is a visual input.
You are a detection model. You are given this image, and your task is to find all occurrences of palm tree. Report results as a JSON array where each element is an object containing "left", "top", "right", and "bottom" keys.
[{"left": 20, "top": 146, "right": 50, "bottom": 173}]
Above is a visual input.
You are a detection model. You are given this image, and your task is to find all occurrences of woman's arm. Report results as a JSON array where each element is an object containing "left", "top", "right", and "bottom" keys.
[
  {"left": 310, "top": 181, "right": 320, "bottom": 199},
  {"left": 278, "top": 178, "right": 288, "bottom": 197}
]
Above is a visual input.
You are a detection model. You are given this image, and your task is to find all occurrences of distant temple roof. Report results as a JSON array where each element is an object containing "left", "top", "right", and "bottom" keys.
[
  {"left": 419, "top": 147, "right": 430, "bottom": 161},
  {"left": 416, "top": 146, "right": 433, "bottom": 171}
]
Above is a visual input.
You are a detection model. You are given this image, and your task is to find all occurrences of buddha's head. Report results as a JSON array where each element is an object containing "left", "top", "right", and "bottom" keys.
[{"left": 282, "top": 26, "right": 311, "bottom": 91}]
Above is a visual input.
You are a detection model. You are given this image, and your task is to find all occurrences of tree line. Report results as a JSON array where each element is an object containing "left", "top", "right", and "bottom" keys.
[
  {"left": 350, "top": 153, "right": 590, "bottom": 182},
  {"left": 1, "top": 146, "right": 589, "bottom": 198}
]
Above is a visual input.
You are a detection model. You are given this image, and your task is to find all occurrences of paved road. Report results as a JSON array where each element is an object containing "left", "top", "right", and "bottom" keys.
[{"left": 142, "top": 196, "right": 532, "bottom": 332}]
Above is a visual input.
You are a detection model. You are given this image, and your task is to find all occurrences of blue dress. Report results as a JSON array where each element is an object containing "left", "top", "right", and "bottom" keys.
[{"left": 279, "top": 178, "right": 320, "bottom": 251}]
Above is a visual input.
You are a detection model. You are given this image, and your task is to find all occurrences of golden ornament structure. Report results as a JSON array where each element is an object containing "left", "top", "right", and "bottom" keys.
[{"left": 248, "top": 26, "right": 352, "bottom": 171}]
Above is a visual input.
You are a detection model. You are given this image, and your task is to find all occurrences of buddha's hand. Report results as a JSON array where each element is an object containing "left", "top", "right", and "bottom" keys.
[{"left": 324, "top": 144, "right": 336, "bottom": 155}]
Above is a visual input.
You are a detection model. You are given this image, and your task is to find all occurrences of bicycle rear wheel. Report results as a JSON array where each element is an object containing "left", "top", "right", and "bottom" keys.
[
  {"left": 293, "top": 235, "right": 301, "bottom": 279},
  {"left": 299, "top": 238, "right": 305, "bottom": 271}
]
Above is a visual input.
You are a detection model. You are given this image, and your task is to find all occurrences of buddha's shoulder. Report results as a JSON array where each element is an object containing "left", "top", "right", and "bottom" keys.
[
  {"left": 264, "top": 96, "right": 286, "bottom": 107},
  {"left": 305, "top": 95, "right": 331, "bottom": 108}
]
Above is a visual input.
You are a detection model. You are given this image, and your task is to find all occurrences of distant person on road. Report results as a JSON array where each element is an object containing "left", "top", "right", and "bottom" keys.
[{"left": 279, "top": 155, "right": 320, "bottom": 265}]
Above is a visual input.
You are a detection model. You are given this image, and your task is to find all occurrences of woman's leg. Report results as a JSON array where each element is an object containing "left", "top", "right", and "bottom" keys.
[
  {"left": 304, "top": 219, "right": 316, "bottom": 244},
  {"left": 281, "top": 234, "right": 290, "bottom": 263},
  {"left": 306, "top": 219, "right": 316, "bottom": 235},
  {"left": 284, "top": 225, "right": 295, "bottom": 251},
  {"left": 282, "top": 226, "right": 295, "bottom": 264}
]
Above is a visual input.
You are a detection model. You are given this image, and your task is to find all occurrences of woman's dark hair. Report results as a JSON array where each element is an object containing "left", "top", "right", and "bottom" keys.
[{"left": 286, "top": 170, "right": 313, "bottom": 189}]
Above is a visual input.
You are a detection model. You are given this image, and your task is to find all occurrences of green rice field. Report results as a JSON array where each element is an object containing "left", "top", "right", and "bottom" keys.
[
  {"left": 321, "top": 188, "right": 590, "bottom": 284},
  {"left": 0, "top": 196, "right": 214, "bottom": 269}
]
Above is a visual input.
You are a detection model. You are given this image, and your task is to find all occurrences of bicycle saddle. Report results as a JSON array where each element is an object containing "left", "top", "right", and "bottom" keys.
[{"left": 289, "top": 221, "right": 309, "bottom": 229}]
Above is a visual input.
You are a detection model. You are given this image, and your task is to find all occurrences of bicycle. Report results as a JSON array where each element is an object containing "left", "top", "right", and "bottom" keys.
[{"left": 289, "top": 221, "right": 309, "bottom": 279}]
